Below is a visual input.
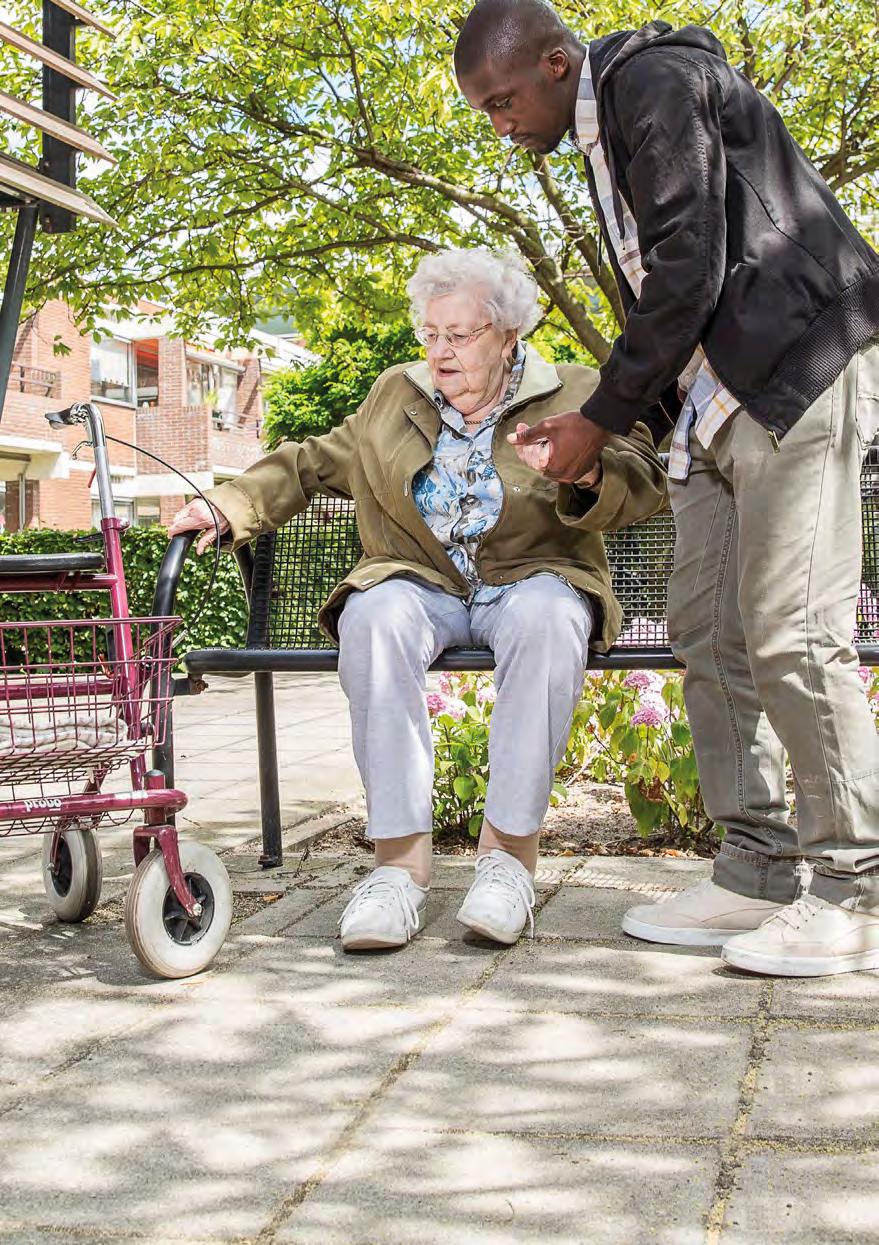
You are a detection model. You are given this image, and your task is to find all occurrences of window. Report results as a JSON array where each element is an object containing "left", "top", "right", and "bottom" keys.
[
  {"left": 217, "top": 367, "right": 238, "bottom": 427},
  {"left": 91, "top": 338, "right": 133, "bottom": 404},
  {"left": 91, "top": 496, "right": 134, "bottom": 527},
  {"left": 186, "top": 359, "right": 239, "bottom": 426},
  {"left": 135, "top": 498, "right": 162, "bottom": 527},
  {"left": 135, "top": 350, "right": 159, "bottom": 408}
]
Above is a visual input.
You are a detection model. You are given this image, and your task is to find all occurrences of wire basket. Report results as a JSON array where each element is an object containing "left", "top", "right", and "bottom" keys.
[{"left": 0, "top": 617, "right": 179, "bottom": 788}]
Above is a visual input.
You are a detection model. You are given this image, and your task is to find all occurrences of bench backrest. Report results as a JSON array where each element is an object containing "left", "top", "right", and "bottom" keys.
[{"left": 244, "top": 443, "right": 879, "bottom": 660}]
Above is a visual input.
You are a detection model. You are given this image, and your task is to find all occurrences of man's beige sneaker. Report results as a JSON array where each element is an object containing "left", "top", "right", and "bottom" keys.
[
  {"left": 721, "top": 894, "right": 879, "bottom": 976},
  {"left": 621, "top": 879, "right": 783, "bottom": 947}
]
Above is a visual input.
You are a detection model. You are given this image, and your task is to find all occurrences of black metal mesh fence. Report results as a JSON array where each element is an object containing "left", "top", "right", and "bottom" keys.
[
  {"left": 254, "top": 450, "right": 879, "bottom": 652},
  {"left": 252, "top": 498, "right": 361, "bottom": 650},
  {"left": 858, "top": 443, "right": 879, "bottom": 645}
]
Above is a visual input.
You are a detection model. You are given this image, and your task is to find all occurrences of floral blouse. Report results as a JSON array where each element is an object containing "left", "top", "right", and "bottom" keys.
[{"left": 412, "top": 343, "right": 525, "bottom": 605}]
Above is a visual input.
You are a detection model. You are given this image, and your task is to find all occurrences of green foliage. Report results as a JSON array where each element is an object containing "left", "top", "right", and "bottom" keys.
[
  {"left": 0, "top": 528, "right": 248, "bottom": 664},
  {"left": 430, "top": 667, "right": 719, "bottom": 850},
  {"left": 574, "top": 670, "right": 716, "bottom": 848},
  {"left": 6, "top": 0, "right": 875, "bottom": 357},
  {"left": 429, "top": 673, "right": 566, "bottom": 842},
  {"left": 262, "top": 321, "right": 417, "bottom": 447}
]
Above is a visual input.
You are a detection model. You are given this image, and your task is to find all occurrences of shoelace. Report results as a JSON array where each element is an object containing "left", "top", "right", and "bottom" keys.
[
  {"left": 762, "top": 895, "right": 820, "bottom": 934},
  {"left": 338, "top": 874, "right": 422, "bottom": 937},
  {"left": 475, "top": 856, "right": 537, "bottom": 937}
]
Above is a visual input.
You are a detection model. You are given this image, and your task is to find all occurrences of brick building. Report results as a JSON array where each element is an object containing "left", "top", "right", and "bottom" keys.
[{"left": 0, "top": 300, "right": 315, "bottom": 531}]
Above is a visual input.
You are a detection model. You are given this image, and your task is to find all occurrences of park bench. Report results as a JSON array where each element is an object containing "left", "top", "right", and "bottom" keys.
[{"left": 154, "top": 444, "right": 879, "bottom": 868}]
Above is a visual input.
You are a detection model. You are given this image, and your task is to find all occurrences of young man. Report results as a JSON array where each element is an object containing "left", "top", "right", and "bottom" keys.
[{"left": 455, "top": 0, "right": 879, "bottom": 976}]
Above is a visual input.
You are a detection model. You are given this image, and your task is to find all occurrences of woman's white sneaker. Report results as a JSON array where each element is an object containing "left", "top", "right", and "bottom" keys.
[
  {"left": 621, "top": 879, "right": 784, "bottom": 947},
  {"left": 339, "top": 866, "right": 429, "bottom": 951},
  {"left": 456, "top": 849, "right": 536, "bottom": 945},
  {"left": 721, "top": 894, "right": 879, "bottom": 976}
]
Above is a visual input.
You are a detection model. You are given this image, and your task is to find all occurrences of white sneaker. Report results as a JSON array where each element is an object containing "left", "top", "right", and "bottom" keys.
[
  {"left": 339, "top": 866, "right": 429, "bottom": 951},
  {"left": 721, "top": 894, "right": 879, "bottom": 976},
  {"left": 456, "top": 849, "right": 536, "bottom": 945},
  {"left": 621, "top": 879, "right": 784, "bottom": 947}
]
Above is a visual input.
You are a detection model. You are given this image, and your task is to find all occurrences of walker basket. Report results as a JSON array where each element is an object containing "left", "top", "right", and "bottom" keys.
[{"left": 0, "top": 617, "right": 179, "bottom": 786}]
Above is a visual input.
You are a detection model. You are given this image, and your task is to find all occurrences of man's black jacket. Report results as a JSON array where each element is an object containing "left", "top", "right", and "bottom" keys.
[{"left": 579, "top": 22, "right": 879, "bottom": 440}]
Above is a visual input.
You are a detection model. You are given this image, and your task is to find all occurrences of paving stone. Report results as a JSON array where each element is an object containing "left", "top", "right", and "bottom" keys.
[
  {"left": 373, "top": 1007, "right": 750, "bottom": 1139},
  {"left": 533, "top": 884, "right": 657, "bottom": 941},
  {"left": 560, "top": 857, "right": 711, "bottom": 888},
  {"left": 771, "top": 972, "right": 879, "bottom": 1023},
  {"left": 477, "top": 941, "right": 761, "bottom": 1019},
  {"left": 0, "top": 1002, "right": 433, "bottom": 1240},
  {"left": 0, "top": 991, "right": 151, "bottom": 1085},
  {"left": 276, "top": 1129, "right": 718, "bottom": 1245},
  {"left": 721, "top": 1149, "right": 879, "bottom": 1244},
  {"left": 235, "top": 937, "right": 499, "bottom": 1009},
  {"left": 749, "top": 1028, "right": 879, "bottom": 1140}
]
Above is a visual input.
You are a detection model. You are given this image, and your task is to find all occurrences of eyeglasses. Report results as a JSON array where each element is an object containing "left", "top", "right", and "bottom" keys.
[{"left": 414, "top": 323, "right": 493, "bottom": 349}]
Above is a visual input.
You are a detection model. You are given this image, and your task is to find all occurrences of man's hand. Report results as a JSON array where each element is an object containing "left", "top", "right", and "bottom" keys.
[
  {"left": 507, "top": 411, "right": 611, "bottom": 483},
  {"left": 167, "top": 499, "right": 231, "bottom": 556}
]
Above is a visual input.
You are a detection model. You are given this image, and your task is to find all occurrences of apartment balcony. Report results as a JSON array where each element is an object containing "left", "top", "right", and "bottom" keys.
[
  {"left": 180, "top": 402, "right": 251, "bottom": 430},
  {"left": 12, "top": 365, "right": 61, "bottom": 398}
]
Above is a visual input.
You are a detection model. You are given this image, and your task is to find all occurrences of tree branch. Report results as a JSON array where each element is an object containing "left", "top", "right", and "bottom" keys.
[{"left": 530, "top": 154, "right": 624, "bottom": 326}]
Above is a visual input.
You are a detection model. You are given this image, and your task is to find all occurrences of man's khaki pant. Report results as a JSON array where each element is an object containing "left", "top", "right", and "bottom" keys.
[{"left": 668, "top": 341, "right": 879, "bottom": 910}]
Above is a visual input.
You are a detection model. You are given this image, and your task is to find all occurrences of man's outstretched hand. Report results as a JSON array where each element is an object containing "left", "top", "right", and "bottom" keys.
[{"left": 507, "top": 411, "right": 611, "bottom": 483}]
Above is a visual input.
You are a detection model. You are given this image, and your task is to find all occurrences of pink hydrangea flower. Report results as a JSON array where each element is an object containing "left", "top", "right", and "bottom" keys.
[
  {"left": 476, "top": 683, "right": 496, "bottom": 705},
  {"left": 623, "top": 670, "right": 663, "bottom": 692},
  {"left": 631, "top": 697, "right": 669, "bottom": 727},
  {"left": 443, "top": 697, "right": 467, "bottom": 721},
  {"left": 438, "top": 673, "right": 454, "bottom": 695},
  {"left": 426, "top": 692, "right": 448, "bottom": 718},
  {"left": 857, "top": 666, "right": 872, "bottom": 686}
]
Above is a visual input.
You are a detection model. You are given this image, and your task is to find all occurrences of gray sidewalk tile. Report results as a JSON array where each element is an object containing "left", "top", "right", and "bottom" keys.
[
  {"left": 771, "top": 972, "right": 879, "bottom": 1022},
  {"left": 237, "top": 937, "right": 499, "bottom": 1010},
  {"left": 0, "top": 1002, "right": 434, "bottom": 1241},
  {"left": 532, "top": 884, "right": 661, "bottom": 941},
  {"left": 373, "top": 1007, "right": 750, "bottom": 1139},
  {"left": 477, "top": 942, "right": 763, "bottom": 1019},
  {"left": 275, "top": 1129, "right": 717, "bottom": 1245},
  {"left": 720, "top": 1150, "right": 879, "bottom": 1244},
  {"left": 749, "top": 1027, "right": 879, "bottom": 1140}
]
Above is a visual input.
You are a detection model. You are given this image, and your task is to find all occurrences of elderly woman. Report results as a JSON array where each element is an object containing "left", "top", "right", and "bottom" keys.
[{"left": 169, "top": 247, "right": 667, "bottom": 951}]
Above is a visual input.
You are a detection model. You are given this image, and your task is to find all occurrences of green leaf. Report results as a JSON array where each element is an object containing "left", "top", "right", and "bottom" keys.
[{"left": 453, "top": 775, "right": 476, "bottom": 800}]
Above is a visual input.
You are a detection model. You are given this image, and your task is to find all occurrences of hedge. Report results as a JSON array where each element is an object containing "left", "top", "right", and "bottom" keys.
[{"left": 0, "top": 527, "right": 248, "bottom": 663}]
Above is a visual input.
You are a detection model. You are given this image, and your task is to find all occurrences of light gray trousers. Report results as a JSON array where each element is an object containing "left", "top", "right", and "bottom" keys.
[
  {"left": 668, "top": 341, "right": 879, "bottom": 909},
  {"left": 337, "top": 574, "right": 593, "bottom": 839}
]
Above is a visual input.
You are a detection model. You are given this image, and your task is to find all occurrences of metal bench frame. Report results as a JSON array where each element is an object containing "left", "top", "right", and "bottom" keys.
[{"left": 153, "top": 444, "right": 879, "bottom": 869}]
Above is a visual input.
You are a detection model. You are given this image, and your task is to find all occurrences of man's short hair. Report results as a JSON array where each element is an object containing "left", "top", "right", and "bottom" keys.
[{"left": 454, "top": 0, "right": 572, "bottom": 79}]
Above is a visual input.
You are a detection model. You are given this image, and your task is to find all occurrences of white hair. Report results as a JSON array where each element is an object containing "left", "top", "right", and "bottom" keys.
[{"left": 407, "top": 247, "right": 542, "bottom": 337}]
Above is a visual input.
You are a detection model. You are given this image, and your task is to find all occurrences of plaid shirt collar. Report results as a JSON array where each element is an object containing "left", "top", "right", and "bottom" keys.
[{"left": 571, "top": 51, "right": 600, "bottom": 154}]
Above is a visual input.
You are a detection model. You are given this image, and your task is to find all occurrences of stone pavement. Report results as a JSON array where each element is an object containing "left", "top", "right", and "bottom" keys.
[{"left": 0, "top": 677, "right": 877, "bottom": 1244}]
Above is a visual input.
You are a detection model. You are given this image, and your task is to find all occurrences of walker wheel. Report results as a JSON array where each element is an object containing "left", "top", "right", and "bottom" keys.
[
  {"left": 42, "top": 828, "right": 103, "bottom": 923},
  {"left": 124, "top": 842, "right": 232, "bottom": 979}
]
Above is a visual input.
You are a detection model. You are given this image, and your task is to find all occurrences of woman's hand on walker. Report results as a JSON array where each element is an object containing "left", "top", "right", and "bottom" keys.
[{"left": 167, "top": 499, "right": 231, "bottom": 556}]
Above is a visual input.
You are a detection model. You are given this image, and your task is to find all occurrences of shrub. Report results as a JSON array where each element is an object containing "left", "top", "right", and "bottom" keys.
[
  {"left": 575, "top": 670, "right": 715, "bottom": 849},
  {"left": 428, "top": 668, "right": 715, "bottom": 850},
  {"left": 0, "top": 527, "right": 248, "bottom": 665},
  {"left": 428, "top": 672, "right": 566, "bottom": 842}
]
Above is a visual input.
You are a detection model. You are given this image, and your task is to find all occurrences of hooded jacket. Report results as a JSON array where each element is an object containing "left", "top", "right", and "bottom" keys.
[
  {"left": 578, "top": 22, "right": 879, "bottom": 441},
  {"left": 204, "top": 350, "right": 667, "bottom": 650}
]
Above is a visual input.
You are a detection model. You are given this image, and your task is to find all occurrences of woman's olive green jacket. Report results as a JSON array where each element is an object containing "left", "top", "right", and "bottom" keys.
[{"left": 205, "top": 349, "right": 668, "bottom": 651}]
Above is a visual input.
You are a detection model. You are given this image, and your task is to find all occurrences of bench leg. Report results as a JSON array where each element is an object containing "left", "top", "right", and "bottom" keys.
[{"left": 255, "top": 671, "right": 283, "bottom": 868}]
